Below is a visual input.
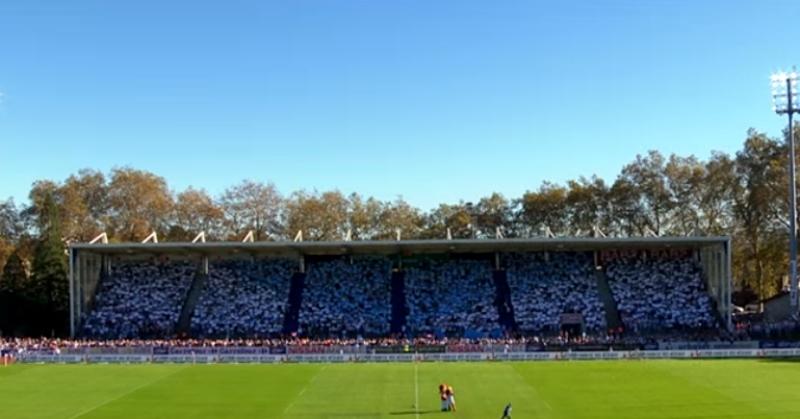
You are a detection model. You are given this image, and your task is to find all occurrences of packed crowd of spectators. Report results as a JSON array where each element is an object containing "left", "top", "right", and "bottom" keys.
[
  {"left": 735, "top": 317, "right": 800, "bottom": 340},
  {"left": 506, "top": 252, "right": 606, "bottom": 332},
  {"left": 606, "top": 256, "right": 716, "bottom": 331},
  {"left": 82, "top": 261, "right": 195, "bottom": 338},
  {"left": 404, "top": 258, "right": 499, "bottom": 337},
  {"left": 3, "top": 328, "right": 753, "bottom": 357},
  {"left": 191, "top": 259, "right": 294, "bottom": 337},
  {"left": 75, "top": 252, "right": 723, "bottom": 341},
  {"left": 0, "top": 335, "right": 585, "bottom": 354},
  {"left": 298, "top": 257, "right": 392, "bottom": 336}
]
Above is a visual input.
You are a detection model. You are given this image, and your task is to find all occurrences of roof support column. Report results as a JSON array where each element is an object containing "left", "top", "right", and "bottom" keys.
[{"left": 69, "top": 247, "right": 75, "bottom": 338}]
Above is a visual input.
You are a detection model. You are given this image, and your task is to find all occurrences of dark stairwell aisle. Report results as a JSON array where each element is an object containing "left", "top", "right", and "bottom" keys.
[
  {"left": 282, "top": 272, "right": 306, "bottom": 334},
  {"left": 492, "top": 270, "right": 517, "bottom": 333},
  {"left": 595, "top": 268, "right": 623, "bottom": 331},
  {"left": 390, "top": 270, "right": 407, "bottom": 335},
  {"left": 176, "top": 271, "right": 207, "bottom": 336}
]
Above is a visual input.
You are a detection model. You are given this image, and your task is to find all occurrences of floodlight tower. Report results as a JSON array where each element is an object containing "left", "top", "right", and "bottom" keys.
[{"left": 771, "top": 68, "right": 800, "bottom": 315}]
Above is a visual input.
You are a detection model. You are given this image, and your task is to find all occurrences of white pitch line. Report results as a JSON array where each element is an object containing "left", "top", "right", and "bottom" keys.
[
  {"left": 283, "top": 391, "right": 302, "bottom": 414},
  {"left": 284, "top": 383, "right": 310, "bottom": 413},
  {"left": 66, "top": 366, "right": 186, "bottom": 419},
  {"left": 414, "top": 359, "right": 420, "bottom": 419},
  {"left": 283, "top": 364, "right": 327, "bottom": 414}
]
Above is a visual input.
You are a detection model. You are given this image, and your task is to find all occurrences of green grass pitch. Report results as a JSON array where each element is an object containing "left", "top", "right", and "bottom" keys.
[{"left": 1, "top": 360, "right": 799, "bottom": 418}]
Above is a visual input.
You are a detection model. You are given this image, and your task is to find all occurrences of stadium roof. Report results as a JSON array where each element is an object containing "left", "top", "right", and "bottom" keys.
[{"left": 70, "top": 236, "right": 730, "bottom": 257}]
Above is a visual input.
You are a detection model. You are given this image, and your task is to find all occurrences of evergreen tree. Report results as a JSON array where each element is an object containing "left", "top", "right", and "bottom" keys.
[
  {"left": 30, "top": 193, "right": 68, "bottom": 336},
  {"left": 0, "top": 251, "right": 29, "bottom": 336}
]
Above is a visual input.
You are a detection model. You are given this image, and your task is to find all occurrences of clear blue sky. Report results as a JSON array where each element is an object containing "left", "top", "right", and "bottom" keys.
[{"left": 1, "top": 1, "right": 798, "bottom": 211}]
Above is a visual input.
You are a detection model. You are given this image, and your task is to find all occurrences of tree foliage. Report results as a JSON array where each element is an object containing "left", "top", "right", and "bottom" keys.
[
  {"left": 0, "top": 250, "right": 30, "bottom": 335},
  {"left": 2, "top": 127, "right": 800, "bottom": 313},
  {"left": 171, "top": 187, "right": 224, "bottom": 241},
  {"left": 29, "top": 193, "right": 69, "bottom": 335},
  {"left": 221, "top": 180, "right": 282, "bottom": 241}
]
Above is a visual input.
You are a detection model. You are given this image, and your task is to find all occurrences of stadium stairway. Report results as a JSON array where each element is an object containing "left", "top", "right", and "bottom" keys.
[
  {"left": 595, "top": 269, "right": 623, "bottom": 331},
  {"left": 282, "top": 272, "right": 306, "bottom": 334},
  {"left": 176, "top": 271, "right": 207, "bottom": 336},
  {"left": 390, "top": 270, "right": 407, "bottom": 334},
  {"left": 492, "top": 270, "right": 517, "bottom": 332},
  {"left": 85, "top": 267, "right": 108, "bottom": 316}
]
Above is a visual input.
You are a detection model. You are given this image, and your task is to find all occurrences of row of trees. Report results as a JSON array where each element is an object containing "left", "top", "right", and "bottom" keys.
[
  {"left": 0, "top": 128, "right": 798, "bottom": 335},
  {"left": 0, "top": 193, "right": 67, "bottom": 336}
]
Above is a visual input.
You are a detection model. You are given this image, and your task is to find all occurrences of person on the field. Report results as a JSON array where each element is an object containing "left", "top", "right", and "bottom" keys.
[
  {"left": 501, "top": 402, "right": 512, "bottom": 419},
  {"left": 446, "top": 385, "right": 456, "bottom": 412},
  {"left": 439, "top": 384, "right": 448, "bottom": 411}
]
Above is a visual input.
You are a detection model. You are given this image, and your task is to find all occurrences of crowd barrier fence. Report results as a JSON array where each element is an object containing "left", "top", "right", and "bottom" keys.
[{"left": 16, "top": 348, "right": 800, "bottom": 364}]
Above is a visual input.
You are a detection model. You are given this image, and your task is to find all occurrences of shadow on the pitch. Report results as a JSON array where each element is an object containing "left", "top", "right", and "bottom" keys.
[
  {"left": 303, "top": 413, "right": 384, "bottom": 417},
  {"left": 389, "top": 410, "right": 441, "bottom": 415},
  {"left": 758, "top": 357, "right": 800, "bottom": 363}
]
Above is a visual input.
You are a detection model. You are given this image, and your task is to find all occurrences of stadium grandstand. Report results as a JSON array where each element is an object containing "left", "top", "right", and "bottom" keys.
[{"left": 68, "top": 236, "right": 732, "bottom": 341}]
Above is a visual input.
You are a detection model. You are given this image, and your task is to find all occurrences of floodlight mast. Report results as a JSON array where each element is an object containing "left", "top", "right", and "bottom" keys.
[{"left": 772, "top": 68, "right": 800, "bottom": 316}]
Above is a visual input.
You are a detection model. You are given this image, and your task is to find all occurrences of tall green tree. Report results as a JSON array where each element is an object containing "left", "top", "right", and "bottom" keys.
[
  {"left": 107, "top": 167, "right": 174, "bottom": 241},
  {"left": 607, "top": 177, "right": 647, "bottom": 236},
  {"left": 475, "top": 193, "right": 514, "bottom": 238},
  {"left": 618, "top": 150, "right": 674, "bottom": 235},
  {"left": 29, "top": 193, "right": 69, "bottom": 336},
  {"left": 60, "top": 169, "right": 109, "bottom": 241},
  {"left": 517, "top": 182, "right": 568, "bottom": 236},
  {"left": 664, "top": 154, "right": 706, "bottom": 235},
  {"left": 24, "top": 171, "right": 109, "bottom": 243},
  {"left": 698, "top": 152, "right": 736, "bottom": 235},
  {"left": 220, "top": 180, "right": 283, "bottom": 240},
  {"left": 423, "top": 202, "right": 473, "bottom": 239},
  {"left": 347, "top": 193, "right": 383, "bottom": 240},
  {"left": 285, "top": 190, "right": 349, "bottom": 241},
  {"left": 0, "top": 251, "right": 30, "bottom": 336},
  {"left": 376, "top": 198, "right": 424, "bottom": 240},
  {"left": 0, "top": 198, "right": 23, "bottom": 272},
  {"left": 564, "top": 177, "right": 610, "bottom": 235},
  {"left": 171, "top": 187, "right": 224, "bottom": 241},
  {"left": 732, "top": 130, "right": 786, "bottom": 299}
]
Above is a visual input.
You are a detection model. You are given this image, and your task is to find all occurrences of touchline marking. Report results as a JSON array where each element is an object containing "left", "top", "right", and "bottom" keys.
[
  {"left": 66, "top": 366, "right": 186, "bottom": 419},
  {"left": 510, "top": 363, "right": 552, "bottom": 412},
  {"left": 414, "top": 360, "right": 421, "bottom": 419},
  {"left": 283, "top": 364, "right": 327, "bottom": 414},
  {"left": 283, "top": 388, "right": 305, "bottom": 414}
]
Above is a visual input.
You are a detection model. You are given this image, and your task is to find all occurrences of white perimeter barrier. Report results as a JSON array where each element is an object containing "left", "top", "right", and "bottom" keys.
[{"left": 16, "top": 348, "right": 800, "bottom": 364}]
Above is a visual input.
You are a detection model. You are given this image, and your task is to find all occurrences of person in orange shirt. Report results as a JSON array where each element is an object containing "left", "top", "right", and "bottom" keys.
[
  {"left": 439, "top": 384, "right": 448, "bottom": 411},
  {"left": 445, "top": 385, "right": 456, "bottom": 412}
]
